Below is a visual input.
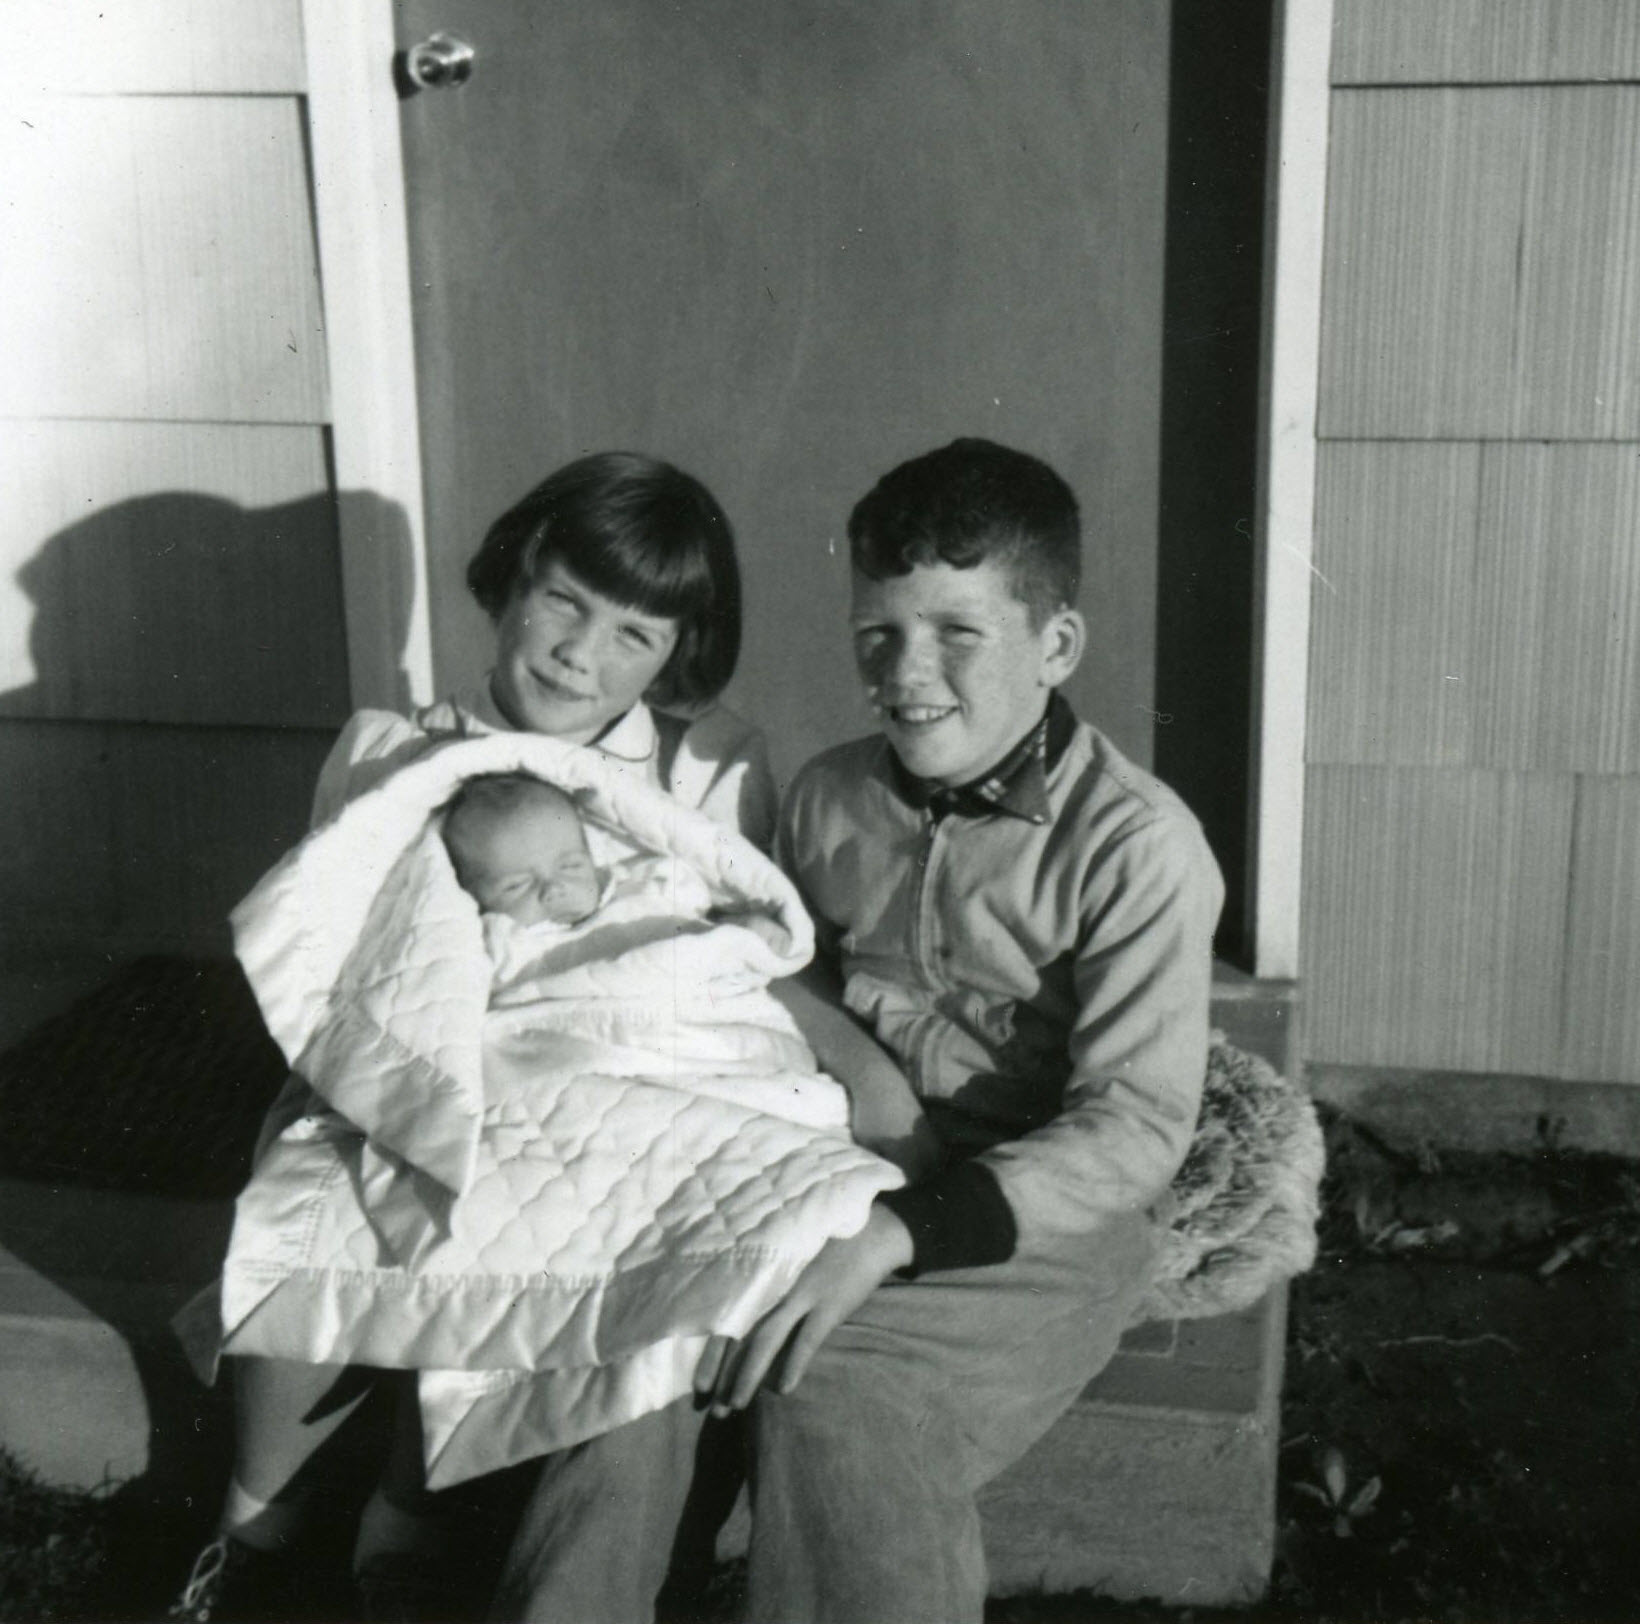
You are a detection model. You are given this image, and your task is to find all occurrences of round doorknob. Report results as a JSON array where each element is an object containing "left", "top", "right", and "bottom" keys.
[{"left": 406, "top": 31, "right": 476, "bottom": 90}]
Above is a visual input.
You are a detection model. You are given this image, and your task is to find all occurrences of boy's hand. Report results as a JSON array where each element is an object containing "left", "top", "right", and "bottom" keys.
[{"left": 693, "top": 1202, "right": 913, "bottom": 1413}]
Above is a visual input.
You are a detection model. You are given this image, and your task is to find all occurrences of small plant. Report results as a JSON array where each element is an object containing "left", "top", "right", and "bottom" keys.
[{"left": 1294, "top": 1445, "right": 1382, "bottom": 1538}]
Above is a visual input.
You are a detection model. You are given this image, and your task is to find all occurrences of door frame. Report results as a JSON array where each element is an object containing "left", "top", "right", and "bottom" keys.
[
  {"left": 306, "top": 0, "right": 1333, "bottom": 977},
  {"left": 301, "top": 1, "right": 436, "bottom": 711},
  {"left": 1248, "top": 0, "right": 1333, "bottom": 978}
]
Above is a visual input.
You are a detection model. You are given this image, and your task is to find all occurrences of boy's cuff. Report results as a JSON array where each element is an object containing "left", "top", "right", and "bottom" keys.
[{"left": 878, "top": 1161, "right": 1018, "bottom": 1276}]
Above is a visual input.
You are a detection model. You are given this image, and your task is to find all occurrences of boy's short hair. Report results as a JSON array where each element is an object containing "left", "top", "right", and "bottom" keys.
[
  {"left": 441, "top": 773, "right": 582, "bottom": 872},
  {"left": 848, "top": 438, "right": 1081, "bottom": 625},
  {"left": 466, "top": 452, "right": 741, "bottom": 710}
]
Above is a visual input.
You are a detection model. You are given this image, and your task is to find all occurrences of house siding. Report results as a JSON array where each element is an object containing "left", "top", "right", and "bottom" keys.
[
  {"left": 1, "top": 2, "right": 346, "bottom": 959},
  {"left": 1303, "top": 0, "right": 1640, "bottom": 1086}
]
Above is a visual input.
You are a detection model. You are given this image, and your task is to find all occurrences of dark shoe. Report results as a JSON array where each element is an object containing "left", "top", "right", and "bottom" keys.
[
  {"left": 357, "top": 1546, "right": 476, "bottom": 1623},
  {"left": 167, "top": 1537, "right": 302, "bottom": 1622}
]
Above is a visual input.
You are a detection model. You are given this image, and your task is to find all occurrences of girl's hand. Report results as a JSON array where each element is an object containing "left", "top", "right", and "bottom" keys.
[
  {"left": 848, "top": 1093, "right": 946, "bottom": 1183},
  {"left": 710, "top": 906, "right": 790, "bottom": 954},
  {"left": 693, "top": 1203, "right": 913, "bottom": 1412},
  {"left": 768, "top": 971, "right": 944, "bottom": 1180}
]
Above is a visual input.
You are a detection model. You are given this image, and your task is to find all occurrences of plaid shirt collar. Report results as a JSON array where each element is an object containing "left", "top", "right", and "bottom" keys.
[{"left": 891, "top": 690, "right": 1077, "bottom": 825}]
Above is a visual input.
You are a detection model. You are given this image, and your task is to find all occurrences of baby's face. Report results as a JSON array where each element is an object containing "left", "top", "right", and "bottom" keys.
[{"left": 458, "top": 799, "right": 601, "bottom": 927}]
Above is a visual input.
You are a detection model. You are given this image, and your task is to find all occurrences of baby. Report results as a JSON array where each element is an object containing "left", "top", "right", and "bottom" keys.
[
  {"left": 441, "top": 770, "right": 786, "bottom": 958},
  {"left": 181, "top": 756, "right": 902, "bottom": 1622},
  {"left": 441, "top": 773, "right": 602, "bottom": 929}
]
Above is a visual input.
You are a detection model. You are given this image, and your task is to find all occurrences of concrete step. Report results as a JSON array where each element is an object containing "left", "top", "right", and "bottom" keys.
[
  {"left": 0, "top": 1179, "right": 230, "bottom": 1492},
  {"left": 973, "top": 970, "right": 1299, "bottom": 1604},
  {"left": 0, "top": 965, "right": 1303, "bottom": 1609},
  {"left": 980, "top": 1285, "right": 1287, "bottom": 1604},
  {"left": 716, "top": 972, "right": 1302, "bottom": 1605}
]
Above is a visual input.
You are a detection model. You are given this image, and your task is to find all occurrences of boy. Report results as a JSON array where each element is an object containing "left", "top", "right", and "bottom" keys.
[{"left": 495, "top": 438, "right": 1223, "bottom": 1623}]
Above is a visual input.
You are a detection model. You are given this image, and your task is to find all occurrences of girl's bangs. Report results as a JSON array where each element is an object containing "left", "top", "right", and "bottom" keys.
[{"left": 525, "top": 528, "right": 710, "bottom": 622}]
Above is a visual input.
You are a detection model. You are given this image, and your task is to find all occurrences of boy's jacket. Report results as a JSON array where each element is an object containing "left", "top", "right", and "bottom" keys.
[{"left": 781, "top": 716, "right": 1224, "bottom": 1266}]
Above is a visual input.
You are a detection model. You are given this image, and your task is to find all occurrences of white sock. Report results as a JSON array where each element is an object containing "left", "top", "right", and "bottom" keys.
[{"left": 218, "top": 1478, "right": 305, "bottom": 1552}]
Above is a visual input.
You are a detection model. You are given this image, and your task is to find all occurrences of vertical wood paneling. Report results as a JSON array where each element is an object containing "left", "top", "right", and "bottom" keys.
[
  {"left": 1321, "top": 87, "right": 1640, "bottom": 439},
  {"left": 0, "top": 0, "right": 353, "bottom": 974},
  {"left": 16, "top": 0, "right": 306, "bottom": 93},
  {"left": 1563, "top": 777, "right": 1640, "bottom": 1082},
  {"left": 1302, "top": 765, "right": 1573, "bottom": 1073},
  {"left": 1473, "top": 444, "right": 1640, "bottom": 774},
  {"left": 0, "top": 722, "right": 332, "bottom": 956},
  {"left": 1514, "top": 89, "right": 1640, "bottom": 436},
  {"left": 1308, "top": 443, "right": 1480, "bottom": 765},
  {"left": 1309, "top": 13, "right": 1640, "bottom": 1092},
  {"left": 1321, "top": 89, "right": 1527, "bottom": 439},
  {"left": 0, "top": 98, "right": 327, "bottom": 423},
  {"left": 0, "top": 726, "right": 121, "bottom": 935},
  {"left": 1333, "top": 0, "right": 1640, "bottom": 86},
  {"left": 106, "top": 727, "right": 331, "bottom": 946},
  {"left": 0, "top": 421, "right": 349, "bottom": 726}
]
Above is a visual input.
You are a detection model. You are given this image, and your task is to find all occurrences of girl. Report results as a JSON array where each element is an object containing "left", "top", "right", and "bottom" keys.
[{"left": 171, "top": 452, "right": 935, "bottom": 1622}]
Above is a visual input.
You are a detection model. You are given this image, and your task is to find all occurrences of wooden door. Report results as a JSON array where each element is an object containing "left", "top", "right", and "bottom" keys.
[{"left": 394, "top": 0, "right": 1170, "bottom": 784}]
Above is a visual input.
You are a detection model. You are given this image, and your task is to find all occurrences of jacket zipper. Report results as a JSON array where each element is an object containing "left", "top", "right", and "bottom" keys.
[{"left": 910, "top": 811, "right": 939, "bottom": 988}]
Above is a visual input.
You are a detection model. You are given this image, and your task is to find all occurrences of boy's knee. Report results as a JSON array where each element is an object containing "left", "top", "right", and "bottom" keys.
[{"left": 751, "top": 1344, "right": 959, "bottom": 1475}]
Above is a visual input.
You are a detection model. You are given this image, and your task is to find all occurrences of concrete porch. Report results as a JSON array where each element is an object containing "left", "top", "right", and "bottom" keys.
[{"left": 0, "top": 963, "right": 1299, "bottom": 1606}]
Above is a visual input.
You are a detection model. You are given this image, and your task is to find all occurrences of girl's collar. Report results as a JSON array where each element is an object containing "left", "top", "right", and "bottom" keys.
[
  {"left": 446, "top": 678, "right": 659, "bottom": 763},
  {"left": 588, "top": 702, "right": 659, "bottom": 763}
]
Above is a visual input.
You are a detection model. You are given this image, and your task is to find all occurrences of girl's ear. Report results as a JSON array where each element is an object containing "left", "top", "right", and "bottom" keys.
[{"left": 1037, "top": 606, "right": 1085, "bottom": 687}]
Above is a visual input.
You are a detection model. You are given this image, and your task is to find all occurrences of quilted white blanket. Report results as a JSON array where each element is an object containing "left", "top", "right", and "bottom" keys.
[{"left": 216, "top": 730, "right": 902, "bottom": 1485}]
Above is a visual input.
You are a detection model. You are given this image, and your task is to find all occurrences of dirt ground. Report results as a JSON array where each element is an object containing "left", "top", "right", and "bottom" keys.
[
  {"left": 993, "top": 1120, "right": 1640, "bottom": 1624},
  {"left": 4, "top": 1117, "right": 1638, "bottom": 1623},
  {"left": 1267, "top": 1127, "right": 1640, "bottom": 1624}
]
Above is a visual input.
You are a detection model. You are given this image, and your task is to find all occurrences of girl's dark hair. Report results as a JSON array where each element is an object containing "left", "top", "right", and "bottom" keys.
[
  {"left": 848, "top": 438, "right": 1081, "bottom": 626},
  {"left": 467, "top": 452, "right": 742, "bottom": 710}
]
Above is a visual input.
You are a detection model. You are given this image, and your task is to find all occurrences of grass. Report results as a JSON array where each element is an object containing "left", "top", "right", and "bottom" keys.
[{"left": 0, "top": 1452, "right": 116, "bottom": 1622}]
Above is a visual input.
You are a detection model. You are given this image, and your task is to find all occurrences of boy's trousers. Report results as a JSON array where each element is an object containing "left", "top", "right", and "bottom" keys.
[{"left": 490, "top": 1208, "right": 1159, "bottom": 1624}]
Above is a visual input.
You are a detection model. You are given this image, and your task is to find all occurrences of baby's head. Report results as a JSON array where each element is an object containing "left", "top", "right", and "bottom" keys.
[{"left": 441, "top": 773, "right": 601, "bottom": 927}]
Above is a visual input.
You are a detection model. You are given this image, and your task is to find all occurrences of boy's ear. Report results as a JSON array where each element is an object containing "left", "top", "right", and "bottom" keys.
[{"left": 1037, "top": 606, "right": 1085, "bottom": 687}]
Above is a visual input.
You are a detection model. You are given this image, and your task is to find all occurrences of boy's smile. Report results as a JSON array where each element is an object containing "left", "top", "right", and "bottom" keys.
[{"left": 850, "top": 560, "right": 1083, "bottom": 788}]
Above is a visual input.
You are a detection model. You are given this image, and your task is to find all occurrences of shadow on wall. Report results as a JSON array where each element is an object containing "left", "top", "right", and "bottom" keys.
[
  {"left": 0, "top": 490, "right": 415, "bottom": 1538},
  {"left": 0, "top": 488, "right": 414, "bottom": 964}
]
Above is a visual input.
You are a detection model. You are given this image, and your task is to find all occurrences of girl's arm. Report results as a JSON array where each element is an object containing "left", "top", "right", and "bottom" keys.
[
  {"left": 663, "top": 706, "right": 778, "bottom": 851},
  {"left": 770, "top": 965, "right": 944, "bottom": 1182},
  {"left": 309, "top": 710, "right": 431, "bottom": 828}
]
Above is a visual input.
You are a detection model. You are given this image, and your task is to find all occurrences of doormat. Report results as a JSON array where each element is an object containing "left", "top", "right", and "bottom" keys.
[{"left": 0, "top": 957, "right": 288, "bottom": 1201}]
